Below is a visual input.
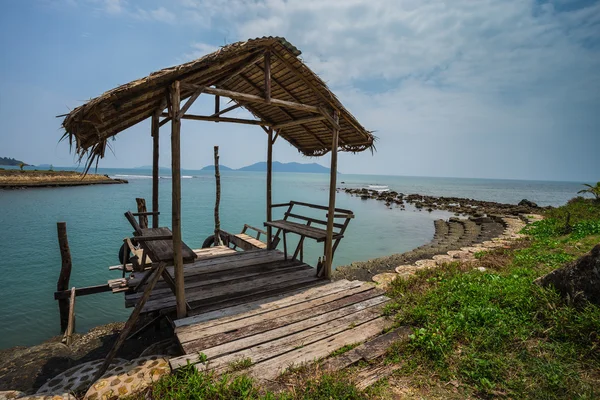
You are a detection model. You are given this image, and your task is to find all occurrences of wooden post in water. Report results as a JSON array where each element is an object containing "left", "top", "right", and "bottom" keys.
[
  {"left": 266, "top": 127, "right": 273, "bottom": 249},
  {"left": 151, "top": 110, "right": 160, "bottom": 228},
  {"left": 64, "top": 287, "right": 76, "bottom": 346},
  {"left": 324, "top": 111, "right": 340, "bottom": 279},
  {"left": 56, "top": 222, "right": 72, "bottom": 333},
  {"left": 170, "top": 80, "right": 186, "bottom": 319},
  {"left": 136, "top": 198, "right": 148, "bottom": 229},
  {"left": 213, "top": 146, "right": 223, "bottom": 246}
]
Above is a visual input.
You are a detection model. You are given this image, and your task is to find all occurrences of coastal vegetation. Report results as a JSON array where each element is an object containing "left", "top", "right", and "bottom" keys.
[
  {"left": 0, "top": 169, "right": 126, "bottom": 188},
  {"left": 578, "top": 182, "right": 600, "bottom": 201},
  {"left": 128, "top": 197, "right": 600, "bottom": 399}
]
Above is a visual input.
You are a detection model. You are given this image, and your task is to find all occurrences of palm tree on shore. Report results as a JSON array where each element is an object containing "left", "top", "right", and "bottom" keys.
[{"left": 578, "top": 182, "right": 600, "bottom": 201}]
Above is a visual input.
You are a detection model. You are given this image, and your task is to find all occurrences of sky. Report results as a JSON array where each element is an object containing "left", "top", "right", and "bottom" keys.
[{"left": 0, "top": 0, "right": 598, "bottom": 181}]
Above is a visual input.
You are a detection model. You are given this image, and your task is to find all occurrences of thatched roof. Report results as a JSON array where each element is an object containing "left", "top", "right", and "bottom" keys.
[{"left": 62, "top": 37, "right": 374, "bottom": 168}]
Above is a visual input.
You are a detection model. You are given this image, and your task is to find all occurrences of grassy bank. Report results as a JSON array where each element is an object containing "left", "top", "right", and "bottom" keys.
[
  {"left": 129, "top": 197, "right": 600, "bottom": 399},
  {"left": 0, "top": 169, "right": 125, "bottom": 187}
]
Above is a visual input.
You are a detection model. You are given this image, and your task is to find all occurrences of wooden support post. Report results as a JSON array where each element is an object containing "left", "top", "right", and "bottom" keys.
[
  {"left": 264, "top": 50, "right": 271, "bottom": 103},
  {"left": 214, "top": 95, "right": 220, "bottom": 116},
  {"left": 63, "top": 287, "right": 76, "bottom": 346},
  {"left": 56, "top": 222, "right": 72, "bottom": 333},
  {"left": 136, "top": 198, "right": 148, "bottom": 229},
  {"left": 213, "top": 146, "right": 223, "bottom": 246},
  {"left": 170, "top": 81, "right": 186, "bottom": 319},
  {"left": 324, "top": 111, "right": 340, "bottom": 279},
  {"left": 266, "top": 127, "right": 273, "bottom": 249},
  {"left": 91, "top": 262, "right": 166, "bottom": 385},
  {"left": 151, "top": 110, "right": 160, "bottom": 228}
]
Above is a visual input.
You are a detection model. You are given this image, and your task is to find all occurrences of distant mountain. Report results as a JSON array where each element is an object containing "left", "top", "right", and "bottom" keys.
[
  {"left": 0, "top": 157, "right": 25, "bottom": 166},
  {"left": 238, "top": 162, "right": 332, "bottom": 173},
  {"left": 201, "top": 165, "right": 234, "bottom": 171}
]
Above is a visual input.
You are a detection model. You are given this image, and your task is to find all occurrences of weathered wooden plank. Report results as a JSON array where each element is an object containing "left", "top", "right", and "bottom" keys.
[
  {"left": 174, "top": 280, "right": 360, "bottom": 328},
  {"left": 355, "top": 364, "right": 402, "bottom": 390},
  {"left": 127, "top": 250, "right": 285, "bottom": 286},
  {"left": 175, "top": 306, "right": 376, "bottom": 370},
  {"left": 264, "top": 220, "right": 342, "bottom": 242},
  {"left": 126, "top": 261, "right": 310, "bottom": 304},
  {"left": 56, "top": 222, "right": 72, "bottom": 333},
  {"left": 181, "top": 291, "right": 387, "bottom": 352},
  {"left": 173, "top": 301, "right": 386, "bottom": 370},
  {"left": 321, "top": 326, "right": 412, "bottom": 371},
  {"left": 180, "top": 278, "right": 324, "bottom": 318},
  {"left": 54, "top": 284, "right": 112, "bottom": 300},
  {"left": 141, "top": 268, "right": 320, "bottom": 313},
  {"left": 176, "top": 283, "right": 375, "bottom": 341},
  {"left": 247, "top": 316, "right": 392, "bottom": 380}
]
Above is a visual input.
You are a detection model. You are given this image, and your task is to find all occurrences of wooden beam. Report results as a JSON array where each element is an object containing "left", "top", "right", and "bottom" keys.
[
  {"left": 246, "top": 67, "right": 331, "bottom": 146},
  {"left": 56, "top": 222, "right": 72, "bottom": 333},
  {"left": 210, "top": 103, "right": 242, "bottom": 117},
  {"left": 273, "top": 51, "right": 369, "bottom": 141},
  {"left": 136, "top": 198, "right": 149, "bottom": 229},
  {"left": 160, "top": 112, "right": 271, "bottom": 126},
  {"left": 213, "top": 146, "right": 223, "bottom": 246},
  {"left": 151, "top": 110, "right": 160, "bottom": 228},
  {"left": 264, "top": 50, "right": 271, "bottom": 103},
  {"left": 63, "top": 287, "right": 76, "bottom": 346},
  {"left": 170, "top": 81, "right": 186, "bottom": 319},
  {"left": 324, "top": 111, "right": 340, "bottom": 279},
  {"left": 214, "top": 95, "right": 220, "bottom": 115},
  {"left": 91, "top": 262, "right": 166, "bottom": 385},
  {"left": 318, "top": 106, "right": 340, "bottom": 130},
  {"left": 235, "top": 73, "right": 327, "bottom": 147},
  {"left": 216, "top": 52, "right": 265, "bottom": 86},
  {"left": 273, "top": 115, "right": 327, "bottom": 130},
  {"left": 266, "top": 127, "right": 274, "bottom": 249},
  {"left": 179, "top": 88, "right": 203, "bottom": 117},
  {"left": 158, "top": 116, "right": 171, "bottom": 128},
  {"left": 190, "top": 86, "right": 321, "bottom": 114},
  {"left": 54, "top": 284, "right": 112, "bottom": 300}
]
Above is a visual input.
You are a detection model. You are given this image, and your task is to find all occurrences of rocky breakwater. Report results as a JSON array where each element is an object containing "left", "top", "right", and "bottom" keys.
[
  {"left": 334, "top": 188, "right": 546, "bottom": 283},
  {"left": 343, "top": 187, "right": 547, "bottom": 216}
]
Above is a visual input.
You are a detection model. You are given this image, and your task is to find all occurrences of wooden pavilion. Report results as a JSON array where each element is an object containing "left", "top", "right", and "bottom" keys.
[
  {"left": 57, "top": 37, "right": 388, "bottom": 381},
  {"left": 62, "top": 36, "right": 374, "bottom": 319}
]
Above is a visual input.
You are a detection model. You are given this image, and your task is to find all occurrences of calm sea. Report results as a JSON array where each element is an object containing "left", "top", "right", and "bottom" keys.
[{"left": 0, "top": 168, "right": 584, "bottom": 349}]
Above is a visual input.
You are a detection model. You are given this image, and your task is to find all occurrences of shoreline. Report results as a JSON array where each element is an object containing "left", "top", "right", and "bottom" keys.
[
  {"left": 0, "top": 191, "right": 548, "bottom": 395},
  {"left": 0, "top": 170, "right": 128, "bottom": 189}
]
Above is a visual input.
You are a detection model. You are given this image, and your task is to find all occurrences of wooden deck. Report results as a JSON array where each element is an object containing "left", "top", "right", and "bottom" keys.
[
  {"left": 124, "top": 247, "right": 325, "bottom": 314},
  {"left": 168, "top": 279, "right": 391, "bottom": 380}
]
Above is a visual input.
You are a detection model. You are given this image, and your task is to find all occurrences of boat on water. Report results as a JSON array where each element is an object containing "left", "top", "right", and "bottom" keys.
[{"left": 366, "top": 185, "right": 390, "bottom": 193}]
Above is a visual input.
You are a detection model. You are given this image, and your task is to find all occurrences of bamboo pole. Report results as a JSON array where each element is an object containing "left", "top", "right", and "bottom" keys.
[
  {"left": 151, "top": 110, "right": 160, "bottom": 228},
  {"left": 266, "top": 127, "right": 273, "bottom": 249},
  {"left": 213, "top": 146, "right": 223, "bottom": 246},
  {"left": 324, "top": 111, "right": 340, "bottom": 279},
  {"left": 170, "top": 81, "right": 186, "bottom": 319},
  {"left": 56, "top": 222, "right": 72, "bottom": 333}
]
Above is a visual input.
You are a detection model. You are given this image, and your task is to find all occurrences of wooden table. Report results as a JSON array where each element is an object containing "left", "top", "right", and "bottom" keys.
[{"left": 137, "top": 227, "right": 197, "bottom": 264}]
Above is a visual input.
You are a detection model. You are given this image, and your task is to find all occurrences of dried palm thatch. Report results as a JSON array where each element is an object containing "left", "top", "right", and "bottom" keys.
[{"left": 61, "top": 37, "right": 375, "bottom": 170}]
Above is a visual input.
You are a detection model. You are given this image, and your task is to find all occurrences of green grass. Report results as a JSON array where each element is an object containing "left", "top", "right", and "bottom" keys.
[
  {"left": 228, "top": 357, "right": 253, "bottom": 372},
  {"left": 127, "top": 365, "right": 368, "bottom": 400},
  {"left": 384, "top": 198, "right": 600, "bottom": 399}
]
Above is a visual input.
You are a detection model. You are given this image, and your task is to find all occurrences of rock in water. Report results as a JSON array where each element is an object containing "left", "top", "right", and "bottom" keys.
[
  {"left": 535, "top": 244, "right": 600, "bottom": 306},
  {"left": 518, "top": 199, "right": 538, "bottom": 208}
]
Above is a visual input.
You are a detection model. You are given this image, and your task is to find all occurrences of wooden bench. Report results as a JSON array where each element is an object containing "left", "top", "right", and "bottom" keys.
[{"left": 264, "top": 201, "right": 354, "bottom": 272}]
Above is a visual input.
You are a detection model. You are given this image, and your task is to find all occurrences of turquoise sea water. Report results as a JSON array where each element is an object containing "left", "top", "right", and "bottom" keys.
[{"left": 0, "top": 168, "right": 584, "bottom": 349}]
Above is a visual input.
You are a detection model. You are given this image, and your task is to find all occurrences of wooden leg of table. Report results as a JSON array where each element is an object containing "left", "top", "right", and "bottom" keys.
[{"left": 283, "top": 232, "right": 288, "bottom": 260}]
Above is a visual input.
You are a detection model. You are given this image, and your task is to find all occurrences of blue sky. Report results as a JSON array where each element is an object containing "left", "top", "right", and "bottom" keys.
[{"left": 0, "top": 0, "right": 598, "bottom": 181}]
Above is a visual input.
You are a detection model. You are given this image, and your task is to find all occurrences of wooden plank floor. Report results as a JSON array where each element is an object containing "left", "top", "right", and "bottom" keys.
[
  {"left": 169, "top": 279, "right": 391, "bottom": 381},
  {"left": 124, "top": 247, "right": 325, "bottom": 314}
]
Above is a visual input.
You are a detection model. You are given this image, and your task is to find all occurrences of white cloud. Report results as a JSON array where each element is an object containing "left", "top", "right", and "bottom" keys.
[
  {"left": 183, "top": 42, "right": 221, "bottom": 61},
  {"left": 134, "top": 6, "right": 176, "bottom": 23},
  {"left": 103, "top": 0, "right": 123, "bottom": 14}
]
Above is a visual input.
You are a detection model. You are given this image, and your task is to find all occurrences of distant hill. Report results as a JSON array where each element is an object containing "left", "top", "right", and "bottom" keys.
[
  {"left": 238, "top": 162, "right": 332, "bottom": 173},
  {"left": 201, "top": 165, "right": 234, "bottom": 171},
  {"left": 0, "top": 157, "right": 26, "bottom": 166}
]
